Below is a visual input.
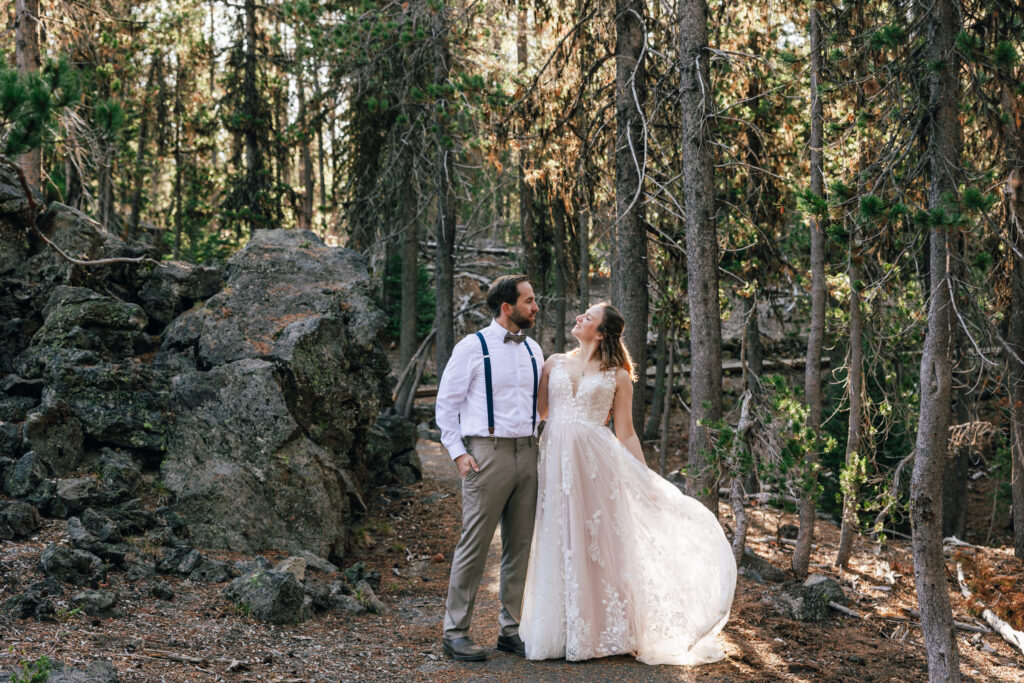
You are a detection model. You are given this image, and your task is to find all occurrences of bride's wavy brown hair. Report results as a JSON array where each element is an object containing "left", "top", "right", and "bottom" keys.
[{"left": 584, "top": 303, "right": 636, "bottom": 381}]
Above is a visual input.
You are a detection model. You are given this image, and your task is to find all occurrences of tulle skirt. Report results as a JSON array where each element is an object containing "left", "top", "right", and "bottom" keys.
[{"left": 519, "top": 420, "right": 736, "bottom": 665}]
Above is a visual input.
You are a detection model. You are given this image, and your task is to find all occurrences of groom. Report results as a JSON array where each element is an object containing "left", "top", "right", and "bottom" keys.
[{"left": 435, "top": 274, "right": 543, "bottom": 661}]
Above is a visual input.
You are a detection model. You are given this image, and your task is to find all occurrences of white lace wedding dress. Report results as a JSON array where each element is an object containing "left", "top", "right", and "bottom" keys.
[{"left": 519, "top": 356, "right": 736, "bottom": 665}]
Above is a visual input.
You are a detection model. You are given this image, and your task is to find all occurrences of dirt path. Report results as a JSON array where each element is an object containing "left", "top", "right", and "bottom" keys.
[{"left": 2, "top": 437, "right": 1022, "bottom": 681}]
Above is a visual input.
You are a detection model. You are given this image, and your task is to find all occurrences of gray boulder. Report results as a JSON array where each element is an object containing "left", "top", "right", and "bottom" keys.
[
  {"left": 0, "top": 421, "right": 22, "bottom": 459},
  {"left": 1, "top": 578, "right": 61, "bottom": 620},
  {"left": 47, "top": 477, "right": 117, "bottom": 518},
  {"left": 354, "top": 579, "right": 389, "bottom": 615},
  {"left": 740, "top": 549, "right": 789, "bottom": 583},
  {"left": 3, "top": 452, "right": 50, "bottom": 499},
  {"left": 40, "top": 544, "right": 106, "bottom": 588},
  {"left": 22, "top": 400, "right": 84, "bottom": 473},
  {"left": 71, "top": 589, "right": 118, "bottom": 616},
  {"left": 161, "top": 358, "right": 358, "bottom": 557},
  {"left": 94, "top": 450, "right": 143, "bottom": 499},
  {"left": 67, "top": 517, "right": 128, "bottom": 565},
  {"left": 390, "top": 449, "right": 423, "bottom": 485},
  {"left": 135, "top": 261, "right": 222, "bottom": 327},
  {"left": 223, "top": 569, "right": 309, "bottom": 624},
  {"left": 156, "top": 546, "right": 202, "bottom": 576},
  {"left": 0, "top": 500, "right": 42, "bottom": 540},
  {"left": 0, "top": 156, "right": 34, "bottom": 275},
  {"left": 804, "top": 573, "right": 847, "bottom": 605},
  {"left": 189, "top": 558, "right": 236, "bottom": 584}
]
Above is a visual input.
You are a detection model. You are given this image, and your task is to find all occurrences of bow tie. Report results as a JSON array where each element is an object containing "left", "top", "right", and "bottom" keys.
[{"left": 504, "top": 331, "right": 527, "bottom": 344}]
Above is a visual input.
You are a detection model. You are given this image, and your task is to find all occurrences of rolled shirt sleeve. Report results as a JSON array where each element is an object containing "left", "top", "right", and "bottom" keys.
[{"left": 435, "top": 337, "right": 477, "bottom": 460}]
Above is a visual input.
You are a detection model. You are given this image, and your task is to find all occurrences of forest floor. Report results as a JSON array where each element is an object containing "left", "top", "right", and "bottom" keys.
[{"left": 3, "top": 431, "right": 1024, "bottom": 682}]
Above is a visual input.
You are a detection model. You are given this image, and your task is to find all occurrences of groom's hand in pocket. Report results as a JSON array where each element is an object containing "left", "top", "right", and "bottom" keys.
[{"left": 455, "top": 453, "right": 480, "bottom": 478}]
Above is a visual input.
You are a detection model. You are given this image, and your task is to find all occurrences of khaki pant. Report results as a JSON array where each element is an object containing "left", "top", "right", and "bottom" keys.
[{"left": 443, "top": 436, "right": 538, "bottom": 639}]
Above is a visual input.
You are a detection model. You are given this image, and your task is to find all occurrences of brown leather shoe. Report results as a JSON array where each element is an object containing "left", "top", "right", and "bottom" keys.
[
  {"left": 443, "top": 636, "right": 487, "bottom": 662},
  {"left": 496, "top": 633, "right": 526, "bottom": 657}
]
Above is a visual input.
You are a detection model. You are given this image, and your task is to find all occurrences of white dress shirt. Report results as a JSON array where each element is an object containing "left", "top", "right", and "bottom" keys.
[{"left": 435, "top": 319, "right": 545, "bottom": 460}]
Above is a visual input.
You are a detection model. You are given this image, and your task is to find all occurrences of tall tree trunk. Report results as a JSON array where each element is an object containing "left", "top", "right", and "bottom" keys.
[
  {"left": 433, "top": 6, "right": 456, "bottom": 377},
  {"left": 297, "top": 63, "right": 314, "bottom": 231},
  {"left": 15, "top": 0, "right": 42, "bottom": 193},
  {"left": 517, "top": 5, "right": 538, "bottom": 289},
  {"left": 172, "top": 58, "right": 185, "bottom": 259},
  {"left": 577, "top": 157, "right": 590, "bottom": 310},
  {"left": 645, "top": 321, "right": 669, "bottom": 440},
  {"left": 658, "top": 339, "right": 675, "bottom": 476},
  {"left": 129, "top": 55, "right": 161, "bottom": 238},
  {"left": 209, "top": 0, "right": 219, "bottom": 171},
  {"left": 836, "top": 225, "right": 864, "bottom": 569},
  {"left": 680, "top": 0, "right": 720, "bottom": 514},
  {"left": 999, "top": 72, "right": 1024, "bottom": 559},
  {"left": 616, "top": 0, "right": 648, "bottom": 433},
  {"left": 1010, "top": 174, "right": 1024, "bottom": 558},
  {"left": 910, "top": 0, "right": 962, "bottom": 678},
  {"left": 399, "top": 186, "right": 419, "bottom": 371},
  {"left": 793, "top": 1, "right": 825, "bottom": 579},
  {"left": 553, "top": 196, "right": 568, "bottom": 353},
  {"left": 943, "top": 324, "right": 969, "bottom": 540},
  {"left": 243, "top": 0, "right": 264, "bottom": 237}
]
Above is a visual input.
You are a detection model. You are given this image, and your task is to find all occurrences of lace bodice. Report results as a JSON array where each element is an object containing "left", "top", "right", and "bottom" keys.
[{"left": 547, "top": 356, "right": 617, "bottom": 426}]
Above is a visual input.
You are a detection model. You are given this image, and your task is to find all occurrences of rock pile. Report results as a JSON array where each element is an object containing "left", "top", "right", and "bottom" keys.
[{"left": 1, "top": 164, "right": 418, "bottom": 629}]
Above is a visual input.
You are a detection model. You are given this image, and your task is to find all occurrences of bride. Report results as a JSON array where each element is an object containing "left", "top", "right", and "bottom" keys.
[{"left": 519, "top": 303, "right": 736, "bottom": 665}]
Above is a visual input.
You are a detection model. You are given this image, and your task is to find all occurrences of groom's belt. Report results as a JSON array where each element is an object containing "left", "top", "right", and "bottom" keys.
[{"left": 464, "top": 435, "right": 536, "bottom": 447}]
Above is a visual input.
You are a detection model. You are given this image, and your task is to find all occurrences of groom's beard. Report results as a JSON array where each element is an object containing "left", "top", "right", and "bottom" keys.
[{"left": 510, "top": 309, "right": 534, "bottom": 330}]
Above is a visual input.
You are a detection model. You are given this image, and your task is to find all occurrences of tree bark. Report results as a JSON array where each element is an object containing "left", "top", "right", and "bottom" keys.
[
  {"left": 15, "top": 0, "right": 42, "bottom": 193},
  {"left": 433, "top": 6, "right": 456, "bottom": 378},
  {"left": 297, "top": 62, "right": 314, "bottom": 232},
  {"left": 679, "top": 0, "right": 720, "bottom": 514},
  {"left": 836, "top": 225, "right": 864, "bottom": 569},
  {"left": 399, "top": 190, "right": 419, "bottom": 371},
  {"left": 616, "top": 0, "right": 648, "bottom": 434},
  {"left": 645, "top": 322, "right": 669, "bottom": 441},
  {"left": 129, "top": 55, "right": 161, "bottom": 238},
  {"left": 910, "top": 0, "right": 962, "bottom": 678},
  {"left": 793, "top": 0, "right": 825, "bottom": 580},
  {"left": 517, "top": 5, "right": 538, "bottom": 290},
  {"left": 553, "top": 196, "right": 568, "bottom": 353}
]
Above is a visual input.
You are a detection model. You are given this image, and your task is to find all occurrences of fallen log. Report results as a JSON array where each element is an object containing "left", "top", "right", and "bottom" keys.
[
  {"left": 902, "top": 607, "right": 991, "bottom": 635},
  {"left": 957, "top": 563, "right": 1024, "bottom": 653}
]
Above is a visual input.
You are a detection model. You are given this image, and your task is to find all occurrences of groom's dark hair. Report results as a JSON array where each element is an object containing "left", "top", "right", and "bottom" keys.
[{"left": 487, "top": 274, "right": 529, "bottom": 318}]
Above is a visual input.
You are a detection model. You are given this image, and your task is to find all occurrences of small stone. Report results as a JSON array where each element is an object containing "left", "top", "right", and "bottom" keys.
[
  {"left": 151, "top": 581, "right": 175, "bottom": 600},
  {"left": 0, "top": 500, "right": 42, "bottom": 540},
  {"left": 39, "top": 544, "right": 105, "bottom": 588},
  {"left": 189, "top": 558, "right": 236, "bottom": 584},
  {"left": 354, "top": 579, "right": 389, "bottom": 615},
  {"left": 156, "top": 546, "right": 202, "bottom": 575},
  {"left": 223, "top": 569, "right": 308, "bottom": 624},
  {"left": 296, "top": 551, "right": 338, "bottom": 574},
  {"left": 274, "top": 556, "right": 307, "bottom": 582},
  {"left": 71, "top": 589, "right": 118, "bottom": 616}
]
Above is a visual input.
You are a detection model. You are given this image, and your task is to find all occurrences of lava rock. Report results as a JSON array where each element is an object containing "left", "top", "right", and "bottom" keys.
[
  {"left": 354, "top": 579, "right": 389, "bottom": 615},
  {"left": 774, "top": 582, "right": 830, "bottom": 622},
  {"left": 1, "top": 578, "right": 62, "bottom": 620},
  {"left": 39, "top": 544, "right": 106, "bottom": 588},
  {"left": 95, "top": 450, "right": 143, "bottom": 499},
  {"left": 389, "top": 449, "right": 423, "bottom": 485},
  {"left": 3, "top": 452, "right": 50, "bottom": 498},
  {"left": 739, "top": 549, "right": 789, "bottom": 584},
  {"left": 159, "top": 229, "right": 389, "bottom": 557},
  {"left": 22, "top": 400, "right": 83, "bottom": 474},
  {"left": 71, "top": 589, "right": 118, "bottom": 616},
  {"left": 1, "top": 660, "right": 122, "bottom": 683},
  {"left": 297, "top": 551, "right": 338, "bottom": 574},
  {"left": 156, "top": 546, "right": 202, "bottom": 576},
  {"left": 274, "top": 556, "right": 307, "bottom": 582},
  {"left": 150, "top": 581, "right": 175, "bottom": 600},
  {"left": 804, "top": 573, "right": 847, "bottom": 605},
  {"left": 0, "top": 500, "right": 42, "bottom": 540},
  {"left": 123, "top": 560, "right": 156, "bottom": 582},
  {"left": 188, "top": 558, "right": 236, "bottom": 584},
  {"left": 135, "top": 261, "right": 222, "bottom": 327},
  {"left": 342, "top": 562, "right": 381, "bottom": 592},
  {"left": 223, "top": 569, "right": 309, "bottom": 624},
  {"left": 67, "top": 517, "right": 128, "bottom": 565},
  {"left": 0, "top": 422, "right": 23, "bottom": 459},
  {"left": 47, "top": 477, "right": 116, "bottom": 518}
]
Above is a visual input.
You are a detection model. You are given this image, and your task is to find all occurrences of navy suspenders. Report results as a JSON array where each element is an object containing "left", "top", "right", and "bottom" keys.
[
  {"left": 475, "top": 331, "right": 538, "bottom": 436},
  {"left": 474, "top": 332, "right": 495, "bottom": 435}
]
